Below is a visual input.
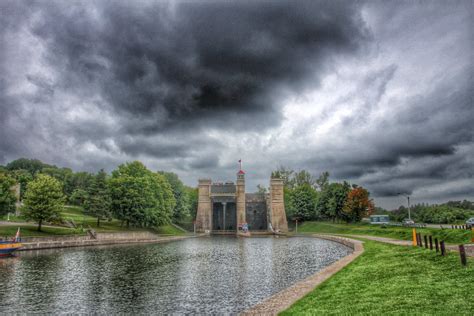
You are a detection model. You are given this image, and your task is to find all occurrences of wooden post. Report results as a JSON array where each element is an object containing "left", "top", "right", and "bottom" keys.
[
  {"left": 412, "top": 228, "right": 417, "bottom": 246},
  {"left": 459, "top": 245, "right": 467, "bottom": 266},
  {"left": 416, "top": 233, "right": 421, "bottom": 247},
  {"left": 471, "top": 227, "right": 474, "bottom": 243},
  {"left": 424, "top": 235, "right": 428, "bottom": 249},
  {"left": 429, "top": 235, "right": 433, "bottom": 250},
  {"left": 440, "top": 241, "right": 446, "bottom": 256},
  {"left": 435, "top": 238, "right": 439, "bottom": 252}
]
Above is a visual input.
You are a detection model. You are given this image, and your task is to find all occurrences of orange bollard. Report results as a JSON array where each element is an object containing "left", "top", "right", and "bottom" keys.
[
  {"left": 471, "top": 228, "right": 474, "bottom": 243},
  {"left": 412, "top": 228, "right": 417, "bottom": 246}
]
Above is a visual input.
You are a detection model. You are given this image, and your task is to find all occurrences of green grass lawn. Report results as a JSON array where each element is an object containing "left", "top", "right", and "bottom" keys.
[
  {"left": 0, "top": 225, "right": 83, "bottom": 237},
  {"left": 297, "top": 221, "right": 472, "bottom": 244},
  {"left": 282, "top": 240, "right": 474, "bottom": 315},
  {"left": 0, "top": 205, "right": 187, "bottom": 237}
]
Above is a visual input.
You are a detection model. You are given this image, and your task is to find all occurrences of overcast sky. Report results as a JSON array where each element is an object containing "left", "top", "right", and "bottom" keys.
[{"left": 1, "top": 0, "right": 472, "bottom": 209}]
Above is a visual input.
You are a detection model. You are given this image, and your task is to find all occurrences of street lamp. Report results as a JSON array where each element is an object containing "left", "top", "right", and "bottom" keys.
[{"left": 397, "top": 193, "right": 411, "bottom": 221}]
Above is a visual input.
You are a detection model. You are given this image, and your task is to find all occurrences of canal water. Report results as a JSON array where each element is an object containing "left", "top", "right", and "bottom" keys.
[{"left": 0, "top": 236, "right": 351, "bottom": 314}]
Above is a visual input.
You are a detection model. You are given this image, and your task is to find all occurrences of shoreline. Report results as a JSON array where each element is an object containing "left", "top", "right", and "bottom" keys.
[
  {"left": 242, "top": 234, "right": 364, "bottom": 315},
  {"left": 14, "top": 231, "right": 198, "bottom": 252}
]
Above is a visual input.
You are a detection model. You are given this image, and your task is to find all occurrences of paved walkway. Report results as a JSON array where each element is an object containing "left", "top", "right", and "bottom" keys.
[{"left": 340, "top": 234, "right": 474, "bottom": 257}]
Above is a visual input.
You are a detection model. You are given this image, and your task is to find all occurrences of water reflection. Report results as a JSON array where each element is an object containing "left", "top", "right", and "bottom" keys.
[{"left": 0, "top": 236, "right": 351, "bottom": 314}]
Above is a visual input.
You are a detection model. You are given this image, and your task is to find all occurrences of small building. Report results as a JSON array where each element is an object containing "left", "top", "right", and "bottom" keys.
[{"left": 370, "top": 214, "right": 390, "bottom": 224}]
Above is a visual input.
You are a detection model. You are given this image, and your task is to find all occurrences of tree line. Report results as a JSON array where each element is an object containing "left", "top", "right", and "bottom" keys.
[
  {"left": 0, "top": 158, "right": 197, "bottom": 231},
  {"left": 271, "top": 167, "right": 374, "bottom": 223},
  {"left": 388, "top": 201, "right": 474, "bottom": 224}
]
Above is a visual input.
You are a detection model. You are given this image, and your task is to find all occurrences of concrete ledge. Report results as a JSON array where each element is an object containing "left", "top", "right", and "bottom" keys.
[
  {"left": 242, "top": 235, "right": 364, "bottom": 315},
  {"left": 19, "top": 235, "right": 194, "bottom": 251}
]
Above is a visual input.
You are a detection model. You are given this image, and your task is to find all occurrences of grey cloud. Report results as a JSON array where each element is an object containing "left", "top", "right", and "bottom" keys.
[
  {"left": 0, "top": 0, "right": 472, "bottom": 209},
  {"left": 26, "top": 0, "right": 368, "bottom": 133}
]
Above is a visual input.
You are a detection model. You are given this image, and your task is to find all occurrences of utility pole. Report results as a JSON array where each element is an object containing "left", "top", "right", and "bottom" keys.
[{"left": 398, "top": 193, "right": 411, "bottom": 221}]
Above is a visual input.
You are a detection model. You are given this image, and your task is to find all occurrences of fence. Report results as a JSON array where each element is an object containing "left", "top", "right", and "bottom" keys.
[{"left": 414, "top": 230, "right": 469, "bottom": 267}]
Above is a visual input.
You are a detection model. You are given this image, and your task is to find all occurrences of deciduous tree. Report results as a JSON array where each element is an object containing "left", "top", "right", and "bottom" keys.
[
  {"left": 109, "top": 162, "right": 175, "bottom": 227},
  {"left": 0, "top": 173, "right": 17, "bottom": 216},
  {"left": 23, "top": 174, "right": 65, "bottom": 231},
  {"left": 85, "top": 170, "right": 112, "bottom": 227},
  {"left": 343, "top": 186, "right": 374, "bottom": 222},
  {"left": 288, "top": 183, "right": 318, "bottom": 221}
]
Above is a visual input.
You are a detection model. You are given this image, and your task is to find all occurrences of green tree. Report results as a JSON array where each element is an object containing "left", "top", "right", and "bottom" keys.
[
  {"left": 69, "top": 189, "right": 89, "bottom": 206},
  {"left": 288, "top": 183, "right": 318, "bottom": 221},
  {"left": 110, "top": 161, "right": 175, "bottom": 227},
  {"left": 316, "top": 181, "right": 351, "bottom": 222},
  {"left": 316, "top": 171, "right": 330, "bottom": 191},
  {"left": 6, "top": 158, "right": 52, "bottom": 175},
  {"left": 293, "top": 170, "right": 315, "bottom": 187},
  {"left": 0, "top": 173, "right": 17, "bottom": 216},
  {"left": 186, "top": 186, "right": 198, "bottom": 219},
  {"left": 22, "top": 174, "right": 65, "bottom": 231},
  {"left": 158, "top": 171, "right": 189, "bottom": 221},
  {"left": 9, "top": 169, "right": 33, "bottom": 200},
  {"left": 272, "top": 166, "right": 294, "bottom": 188},
  {"left": 152, "top": 173, "right": 176, "bottom": 225},
  {"left": 85, "top": 170, "right": 112, "bottom": 227}
]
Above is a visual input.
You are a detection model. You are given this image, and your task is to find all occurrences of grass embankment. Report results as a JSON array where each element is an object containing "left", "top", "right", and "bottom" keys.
[
  {"left": 297, "top": 221, "right": 472, "bottom": 244},
  {"left": 0, "top": 206, "right": 187, "bottom": 237},
  {"left": 282, "top": 240, "right": 474, "bottom": 315}
]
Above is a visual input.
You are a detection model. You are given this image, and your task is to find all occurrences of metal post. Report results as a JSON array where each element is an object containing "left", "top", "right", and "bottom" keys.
[
  {"left": 407, "top": 196, "right": 411, "bottom": 221},
  {"left": 296, "top": 219, "right": 298, "bottom": 234},
  {"left": 459, "top": 245, "right": 467, "bottom": 266}
]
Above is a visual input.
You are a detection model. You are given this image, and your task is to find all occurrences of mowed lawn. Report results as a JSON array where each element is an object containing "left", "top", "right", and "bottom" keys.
[
  {"left": 0, "top": 206, "right": 186, "bottom": 237},
  {"left": 297, "top": 221, "right": 472, "bottom": 244},
  {"left": 282, "top": 240, "right": 474, "bottom": 315}
]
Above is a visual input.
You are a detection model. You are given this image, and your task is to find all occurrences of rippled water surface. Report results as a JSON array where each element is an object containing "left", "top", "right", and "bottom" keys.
[{"left": 0, "top": 236, "right": 351, "bottom": 314}]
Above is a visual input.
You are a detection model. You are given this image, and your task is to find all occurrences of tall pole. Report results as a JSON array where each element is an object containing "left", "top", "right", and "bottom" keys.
[{"left": 407, "top": 196, "right": 411, "bottom": 220}]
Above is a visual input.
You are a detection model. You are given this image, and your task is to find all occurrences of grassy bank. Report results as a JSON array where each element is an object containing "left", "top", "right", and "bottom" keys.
[
  {"left": 297, "top": 221, "right": 472, "bottom": 244},
  {"left": 0, "top": 225, "right": 83, "bottom": 237},
  {"left": 282, "top": 240, "right": 474, "bottom": 315},
  {"left": 0, "top": 206, "right": 187, "bottom": 237}
]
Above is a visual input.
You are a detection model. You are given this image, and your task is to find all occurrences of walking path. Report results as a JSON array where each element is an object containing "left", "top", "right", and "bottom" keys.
[{"left": 338, "top": 234, "right": 474, "bottom": 257}]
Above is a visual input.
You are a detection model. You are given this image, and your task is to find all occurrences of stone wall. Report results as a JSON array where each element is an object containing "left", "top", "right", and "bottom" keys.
[
  {"left": 236, "top": 174, "right": 246, "bottom": 225},
  {"left": 269, "top": 178, "right": 288, "bottom": 232},
  {"left": 195, "top": 179, "right": 212, "bottom": 232},
  {"left": 18, "top": 232, "right": 190, "bottom": 251}
]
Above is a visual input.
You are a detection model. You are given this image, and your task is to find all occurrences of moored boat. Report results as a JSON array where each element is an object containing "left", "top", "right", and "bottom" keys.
[{"left": 0, "top": 228, "right": 22, "bottom": 257}]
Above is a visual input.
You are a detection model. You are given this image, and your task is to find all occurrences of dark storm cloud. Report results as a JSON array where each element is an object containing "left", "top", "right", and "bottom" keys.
[
  {"left": 0, "top": 0, "right": 472, "bottom": 208},
  {"left": 26, "top": 0, "right": 368, "bottom": 134}
]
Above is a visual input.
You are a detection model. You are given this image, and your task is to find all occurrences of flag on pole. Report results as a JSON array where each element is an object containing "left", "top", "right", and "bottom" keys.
[{"left": 238, "top": 159, "right": 242, "bottom": 170}]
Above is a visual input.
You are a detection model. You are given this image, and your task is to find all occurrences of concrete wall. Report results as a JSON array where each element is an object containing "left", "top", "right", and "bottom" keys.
[
  {"left": 269, "top": 178, "right": 288, "bottom": 232},
  {"left": 196, "top": 179, "right": 212, "bottom": 232}
]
